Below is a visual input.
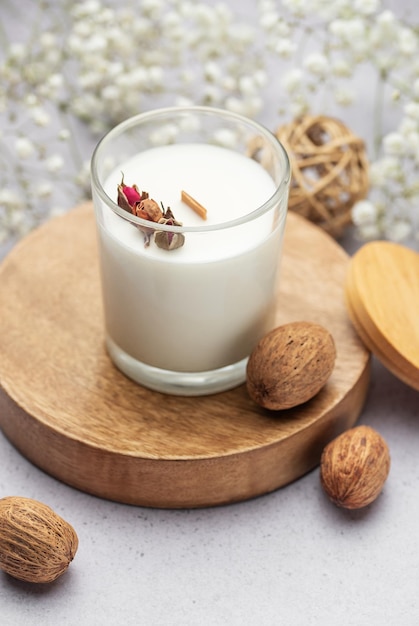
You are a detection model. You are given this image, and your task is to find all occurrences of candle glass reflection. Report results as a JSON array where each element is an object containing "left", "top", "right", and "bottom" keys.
[{"left": 91, "top": 106, "right": 290, "bottom": 396}]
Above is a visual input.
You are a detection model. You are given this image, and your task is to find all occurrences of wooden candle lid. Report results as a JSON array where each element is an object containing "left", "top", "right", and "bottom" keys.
[
  {"left": 0, "top": 204, "right": 370, "bottom": 508},
  {"left": 345, "top": 240, "right": 419, "bottom": 390}
]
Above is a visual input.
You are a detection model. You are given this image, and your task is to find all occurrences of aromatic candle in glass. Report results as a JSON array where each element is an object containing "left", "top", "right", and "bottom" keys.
[{"left": 91, "top": 107, "right": 290, "bottom": 396}]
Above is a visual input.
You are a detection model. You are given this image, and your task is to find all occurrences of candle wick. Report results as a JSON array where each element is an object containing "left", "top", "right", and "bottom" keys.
[{"left": 181, "top": 190, "right": 207, "bottom": 220}]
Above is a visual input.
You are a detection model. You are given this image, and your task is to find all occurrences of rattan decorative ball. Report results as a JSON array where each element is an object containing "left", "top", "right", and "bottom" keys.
[{"left": 276, "top": 115, "right": 369, "bottom": 238}]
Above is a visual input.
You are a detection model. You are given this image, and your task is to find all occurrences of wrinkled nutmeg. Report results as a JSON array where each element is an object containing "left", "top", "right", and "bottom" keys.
[
  {"left": 0, "top": 496, "right": 78, "bottom": 583},
  {"left": 320, "top": 425, "right": 391, "bottom": 509},
  {"left": 246, "top": 321, "right": 336, "bottom": 410}
]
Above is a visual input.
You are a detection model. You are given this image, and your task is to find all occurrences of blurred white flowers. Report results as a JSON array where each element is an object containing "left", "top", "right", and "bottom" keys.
[
  {"left": 1, "top": 0, "right": 419, "bottom": 246},
  {"left": 259, "top": 0, "right": 419, "bottom": 244}
]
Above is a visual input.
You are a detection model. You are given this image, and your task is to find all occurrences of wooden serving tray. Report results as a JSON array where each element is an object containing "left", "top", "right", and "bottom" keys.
[{"left": 0, "top": 204, "right": 370, "bottom": 508}]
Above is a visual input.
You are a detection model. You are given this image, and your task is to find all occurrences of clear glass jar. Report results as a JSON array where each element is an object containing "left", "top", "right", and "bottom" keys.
[{"left": 91, "top": 106, "right": 290, "bottom": 396}]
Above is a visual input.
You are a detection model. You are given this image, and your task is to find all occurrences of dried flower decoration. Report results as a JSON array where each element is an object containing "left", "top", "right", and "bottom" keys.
[
  {"left": 154, "top": 208, "right": 185, "bottom": 250},
  {"left": 117, "top": 175, "right": 184, "bottom": 250},
  {"left": 117, "top": 176, "right": 146, "bottom": 212}
]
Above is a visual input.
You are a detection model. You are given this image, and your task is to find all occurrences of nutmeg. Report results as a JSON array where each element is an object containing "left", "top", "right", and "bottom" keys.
[
  {"left": 320, "top": 425, "right": 391, "bottom": 509},
  {"left": 0, "top": 496, "right": 78, "bottom": 583},
  {"left": 246, "top": 321, "right": 336, "bottom": 410}
]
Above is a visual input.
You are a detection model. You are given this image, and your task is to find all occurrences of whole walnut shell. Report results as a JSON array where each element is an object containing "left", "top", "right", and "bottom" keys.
[
  {"left": 320, "top": 425, "right": 391, "bottom": 509},
  {"left": 0, "top": 496, "right": 78, "bottom": 583},
  {"left": 246, "top": 321, "right": 336, "bottom": 410}
]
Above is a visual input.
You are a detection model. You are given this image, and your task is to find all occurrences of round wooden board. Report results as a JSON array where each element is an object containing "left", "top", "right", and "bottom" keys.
[{"left": 0, "top": 204, "right": 370, "bottom": 508}]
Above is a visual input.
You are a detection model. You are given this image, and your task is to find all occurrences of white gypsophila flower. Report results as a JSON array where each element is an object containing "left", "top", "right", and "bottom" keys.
[
  {"left": 282, "top": 68, "right": 305, "bottom": 94},
  {"left": 225, "top": 96, "right": 251, "bottom": 116},
  {"left": 329, "top": 18, "right": 369, "bottom": 58},
  {"left": 149, "top": 124, "right": 179, "bottom": 146},
  {"left": 203, "top": 84, "right": 222, "bottom": 105},
  {"left": 45, "top": 155, "right": 65, "bottom": 172},
  {"left": 35, "top": 182, "right": 53, "bottom": 198},
  {"left": 47, "top": 74, "right": 64, "bottom": 91},
  {"left": 174, "top": 95, "right": 194, "bottom": 108},
  {"left": 58, "top": 129, "right": 71, "bottom": 141},
  {"left": 8, "top": 43, "right": 26, "bottom": 61},
  {"left": 178, "top": 111, "right": 201, "bottom": 133},
  {"left": 272, "top": 38, "right": 297, "bottom": 58},
  {"left": 0, "top": 189, "right": 23, "bottom": 209},
  {"left": 334, "top": 87, "right": 355, "bottom": 106},
  {"left": 101, "top": 85, "right": 121, "bottom": 102},
  {"left": 258, "top": 0, "right": 276, "bottom": 10},
  {"left": 331, "top": 59, "right": 353, "bottom": 78},
  {"left": 7, "top": 208, "right": 25, "bottom": 229},
  {"left": 221, "top": 75, "right": 236, "bottom": 92},
  {"left": 398, "top": 27, "right": 418, "bottom": 56},
  {"left": 259, "top": 10, "right": 279, "bottom": 31},
  {"left": 374, "top": 156, "right": 404, "bottom": 182},
  {"left": 304, "top": 0, "right": 345, "bottom": 22},
  {"left": 212, "top": 128, "right": 238, "bottom": 148},
  {"left": 369, "top": 161, "right": 387, "bottom": 186},
  {"left": 204, "top": 61, "right": 222, "bottom": 82},
  {"left": 70, "top": 0, "right": 101, "bottom": 18},
  {"left": 351, "top": 200, "right": 379, "bottom": 226},
  {"left": 404, "top": 102, "right": 419, "bottom": 121},
  {"left": 23, "top": 93, "right": 39, "bottom": 109},
  {"left": 75, "top": 160, "right": 93, "bottom": 195},
  {"left": 383, "top": 132, "right": 405, "bottom": 156},
  {"left": 385, "top": 219, "right": 412, "bottom": 242},
  {"left": 357, "top": 222, "right": 383, "bottom": 240},
  {"left": 289, "top": 98, "right": 310, "bottom": 118},
  {"left": 282, "top": 0, "right": 307, "bottom": 18},
  {"left": 353, "top": 0, "right": 380, "bottom": 16},
  {"left": 303, "top": 53, "right": 329, "bottom": 77},
  {"left": 39, "top": 33, "right": 57, "bottom": 50},
  {"left": 376, "top": 10, "right": 396, "bottom": 29},
  {"left": 30, "top": 107, "right": 50, "bottom": 127},
  {"left": 15, "top": 137, "right": 35, "bottom": 159},
  {"left": 238, "top": 76, "right": 259, "bottom": 97},
  {"left": 404, "top": 132, "right": 419, "bottom": 160},
  {"left": 243, "top": 96, "right": 264, "bottom": 117},
  {"left": 328, "top": 19, "right": 347, "bottom": 39},
  {"left": 2, "top": 0, "right": 419, "bottom": 247},
  {"left": 397, "top": 117, "right": 418, "bottom": 139}
]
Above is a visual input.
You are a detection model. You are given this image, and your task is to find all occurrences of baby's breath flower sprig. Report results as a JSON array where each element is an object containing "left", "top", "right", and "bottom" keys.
[
  {"left": 1, "top": 0, "right": 419, "bottom": 248},
  {"left": 257, "top": 0, "right": 419, "bottom": 244},
  {"left": 0, "top": 0, "right": 263, "bottom": 248}
]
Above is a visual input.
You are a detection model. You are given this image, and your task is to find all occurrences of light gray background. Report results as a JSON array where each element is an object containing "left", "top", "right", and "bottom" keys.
[{"left": 1, "top": 2, "right": 418, "bottom": 624}]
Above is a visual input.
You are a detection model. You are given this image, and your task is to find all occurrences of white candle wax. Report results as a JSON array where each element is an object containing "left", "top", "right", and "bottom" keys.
[{"left": 97, "top": 143, "right": 285, "bottom": 375}]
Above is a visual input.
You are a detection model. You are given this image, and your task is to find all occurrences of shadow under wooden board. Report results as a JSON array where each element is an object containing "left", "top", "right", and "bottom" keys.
[{"left": 0, "top": 203, "right": 370, "bottom": 508}]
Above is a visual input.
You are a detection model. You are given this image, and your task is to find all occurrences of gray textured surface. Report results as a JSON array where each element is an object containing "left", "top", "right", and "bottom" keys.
[{"left": 1, "top": 1, "right": 418, "bottom": 624}]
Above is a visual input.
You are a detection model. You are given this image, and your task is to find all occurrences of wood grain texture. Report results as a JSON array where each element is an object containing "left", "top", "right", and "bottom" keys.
[
  {"left": 345, "top": 241, "right": 419, "bottom": 391},
  {"left": 0, "top": 204, "right": 370, "bottom": 508}
]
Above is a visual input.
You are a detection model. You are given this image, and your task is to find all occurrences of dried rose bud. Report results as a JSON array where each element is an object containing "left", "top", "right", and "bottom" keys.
[
  {"left": 134, "top": 198, "right": 164, "bottom": 223},
  {"left": 122, "top": 183, "right": 142, "bottom": 206},
  {"left": 117, "top": 175, "right": 148, "bottom": 213},
  {"left": 130, "top": 199, "right": 163, "bottom": 248},
  {"left": 154, "top": 217, "right": 185, "bottom": 250}
]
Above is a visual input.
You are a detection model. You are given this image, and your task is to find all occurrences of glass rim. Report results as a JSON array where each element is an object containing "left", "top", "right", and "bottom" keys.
[{"left": 91, "top": 105, "right": 290, "bottom": 234}]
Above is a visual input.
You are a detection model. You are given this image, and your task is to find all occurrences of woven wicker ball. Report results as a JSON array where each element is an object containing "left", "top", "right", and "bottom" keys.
[{"left": 276, "top": 115, "right": 369, "bottom": 238}]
